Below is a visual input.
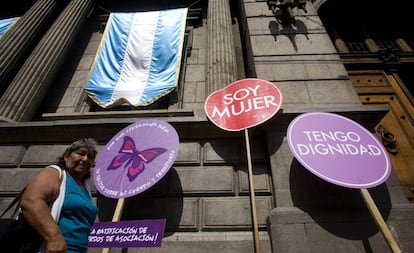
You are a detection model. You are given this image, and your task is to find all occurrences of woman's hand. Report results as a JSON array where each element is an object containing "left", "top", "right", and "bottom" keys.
[{"left": 44, "top": 231, "right": 67, "bottom": 253}]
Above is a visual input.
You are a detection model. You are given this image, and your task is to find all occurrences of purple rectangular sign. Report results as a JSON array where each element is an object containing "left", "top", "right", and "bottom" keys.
[{"left": 88, "top": 219, "right": 166, "bottom": 248}]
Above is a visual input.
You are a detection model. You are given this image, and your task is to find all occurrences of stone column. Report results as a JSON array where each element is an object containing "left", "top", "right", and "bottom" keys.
[
  {"left": 0, "top": 0, "right": 93, "bottom": 122},
  {"left": 362, "top": 30, "right": 379, "bottom": 52},
  {"left": 206, "top": 0, "right": 238, "bottom": 95},
  {"left": 0, "top": 0, "right": 63, "bottom": 92},
  {"left": 329, "top": 27, "right": 349, "bottom": 53}
]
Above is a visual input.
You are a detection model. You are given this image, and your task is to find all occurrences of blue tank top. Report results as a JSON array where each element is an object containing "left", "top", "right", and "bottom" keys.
[{"left": 58, "top": 174, "right": 98, "bottom": 253}]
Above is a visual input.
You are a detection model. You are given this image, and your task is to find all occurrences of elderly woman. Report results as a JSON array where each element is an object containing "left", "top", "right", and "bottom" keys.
[{"left": 20, "top": 138, "right": 99, "bottom": 253}]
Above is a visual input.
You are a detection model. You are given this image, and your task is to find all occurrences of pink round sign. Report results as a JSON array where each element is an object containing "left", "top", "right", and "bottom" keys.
[
  {"left": 287, "top": 112, "right": 391, "bottom": 189},
  {"left": 204, "top": 78, "right": 282, "bottom": 131}
]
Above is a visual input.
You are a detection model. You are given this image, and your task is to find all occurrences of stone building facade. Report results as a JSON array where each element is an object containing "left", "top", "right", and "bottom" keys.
[{"left": 0, "top": 0, "right": 413, "bottom": 252}]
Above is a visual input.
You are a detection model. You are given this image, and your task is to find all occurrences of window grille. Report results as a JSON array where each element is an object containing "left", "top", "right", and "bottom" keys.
[{"left": 345, "top": 41, "right": 370, "bottom": 53}]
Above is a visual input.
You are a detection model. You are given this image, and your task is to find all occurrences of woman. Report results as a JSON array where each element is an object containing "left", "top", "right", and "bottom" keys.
[{"left": 20, "top": 138, "right": 99, "bottom": 253}]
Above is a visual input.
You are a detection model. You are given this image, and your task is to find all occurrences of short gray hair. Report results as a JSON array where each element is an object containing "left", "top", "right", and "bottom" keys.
[{"left": 57, "top": 138, "right": 98, "bottom": 168}]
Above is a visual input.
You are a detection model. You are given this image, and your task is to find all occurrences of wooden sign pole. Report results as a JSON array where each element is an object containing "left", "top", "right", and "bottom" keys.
[
  {"left": 102, "top": 198, "right": 126, "bottom": 253},
  {"left": 244, "top": 128, "right": 260, "bottom": 253},
  {"left": 359, "top": 188, "right": 402, "bottom": 253}
]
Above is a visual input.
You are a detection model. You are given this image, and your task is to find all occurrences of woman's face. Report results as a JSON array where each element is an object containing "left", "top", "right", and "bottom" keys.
[{"left": 64, "top": 146, "right": 95, "bottom": 179}]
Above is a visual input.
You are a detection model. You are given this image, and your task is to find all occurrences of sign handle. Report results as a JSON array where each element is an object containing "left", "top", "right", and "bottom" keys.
[
  {"left": 244, "top": 129, "right": 261, "bottom": 253},
  {"left": 359, "top": 188, "right": 402, "bottom": 253},
  {"left": 102, "top": 198, "right": 126, "bottom": 253}
]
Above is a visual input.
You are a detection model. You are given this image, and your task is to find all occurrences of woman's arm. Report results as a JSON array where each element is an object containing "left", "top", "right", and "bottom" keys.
[{"left": 20, "top": 166, "right": 67, "bottom": 252}]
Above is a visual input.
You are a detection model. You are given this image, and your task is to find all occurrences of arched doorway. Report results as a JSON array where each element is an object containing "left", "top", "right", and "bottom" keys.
[{"left": 319, "top": 0, "right": 414, "bottom": 202}]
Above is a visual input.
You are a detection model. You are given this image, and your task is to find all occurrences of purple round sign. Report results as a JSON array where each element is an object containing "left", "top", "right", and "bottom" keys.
[
  {"left": 287, "top": 112, "right": 391, "bottom": 189},
  {"left": 94, "top": 119, "right": 179, "bottom": 198}
]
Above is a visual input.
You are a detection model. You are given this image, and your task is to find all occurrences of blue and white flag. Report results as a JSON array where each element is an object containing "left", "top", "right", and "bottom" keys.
[
  {"left": 0, "top": 17, "right": 18, "bottom": 37},
  {"left": 84, "top": 8, "right": 188, "bottom": 108}
]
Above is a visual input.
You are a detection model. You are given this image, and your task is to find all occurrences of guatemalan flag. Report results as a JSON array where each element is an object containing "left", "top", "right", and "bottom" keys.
[
  {"left": 0, "top": 17, "right": 18, "bottom": 37},
  {"left": 85, "top": 8, "right": 187, "bottom": 108}
]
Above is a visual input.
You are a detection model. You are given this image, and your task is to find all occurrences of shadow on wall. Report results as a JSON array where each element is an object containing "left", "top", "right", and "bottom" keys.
[
  {"left": 289, "top": 158, "right": 392, "bottom": 240},
  {"left": 207, "top": 136, "right": 268, "bottom": 172},
  {"left": 97, "top": 168, "right": 183, "bottom": 238},
  {"left": 268, "top": 20, "right": 309, "bottom": 51}
]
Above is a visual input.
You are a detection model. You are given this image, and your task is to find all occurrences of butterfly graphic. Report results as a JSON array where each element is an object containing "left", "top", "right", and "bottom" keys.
[{"left": 107, "top": 135, "right": 167, "bottom": 182}]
